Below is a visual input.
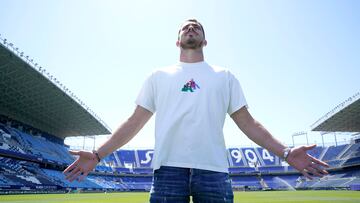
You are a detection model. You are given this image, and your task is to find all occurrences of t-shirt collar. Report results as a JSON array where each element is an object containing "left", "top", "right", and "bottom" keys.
[{"left": 178, "top": 61, "right": 207, "bottom": 67}]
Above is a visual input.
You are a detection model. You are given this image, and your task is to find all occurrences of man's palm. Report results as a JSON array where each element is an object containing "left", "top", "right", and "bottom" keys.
[
  {"left": 63, "top": 151, "right": 98, "bottom": 182},
  {"left": 286, "top": 144, "right": 329, "bottom": 179}
]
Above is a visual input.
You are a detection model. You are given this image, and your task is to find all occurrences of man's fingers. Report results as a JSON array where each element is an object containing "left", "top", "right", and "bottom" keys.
[
  {"left": 321, "top": 169, "right": 329, "bottom": 175},
  {"left": 63, "top": 159, "right": 80, "bottom": 174},
  {"left": 311, "top": 162, "right": 329, "bottom": 175},
  {"left": 301, "top": 170, "right": 313, "bottom": 180},
  {"left": 78, "top": 171, "right": 89, "bottom": 182},
  {"left": 69, "top": 150, "right": 81, "bottom": 156},
  {"left": 303, "top": 144, "right": 317, "bottom": 151},
  {"left": 65, "top": 166, "right": 79, "bottom": 180},
  {"left": 311, "top": 157, "right": 329, "bottom": 168},
  {"left": 306, "top": 166, "right": 322, "bottom": 177},
  {"left": 65, "top": 167, "right": 80, "bottom": 180},
  {"left": 68, "top": 170, "right": 82, "bottom": 182}
]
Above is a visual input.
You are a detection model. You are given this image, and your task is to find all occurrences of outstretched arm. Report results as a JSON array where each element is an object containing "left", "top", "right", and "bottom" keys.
[
  {"left": 230, "top": 107, "right": 329, "bottom": 179},
  {"left": 63, "top": 105, "right": 153, "bottom": 182}
]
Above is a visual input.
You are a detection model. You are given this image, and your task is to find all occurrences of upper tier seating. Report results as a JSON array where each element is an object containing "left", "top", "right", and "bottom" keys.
[
  {"left": 0, "top": 123, "right": 74, "bottom": 165},
  {"left": 322, "top": 144, "right": 348, "bottom": 161}
]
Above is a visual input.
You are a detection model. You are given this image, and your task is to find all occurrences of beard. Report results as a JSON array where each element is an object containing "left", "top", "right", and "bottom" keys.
[{"left": 180, "top": 37, "right": 203, "bottom": 50}]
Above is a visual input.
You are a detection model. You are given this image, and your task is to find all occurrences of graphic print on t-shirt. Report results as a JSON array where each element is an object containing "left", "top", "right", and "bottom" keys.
[{"left": 181, "top": 78, "right": 200, "bottom": 92}]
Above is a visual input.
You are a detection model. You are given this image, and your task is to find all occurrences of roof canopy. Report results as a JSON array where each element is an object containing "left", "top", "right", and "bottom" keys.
[
  {"left": 311, "top": 92, "right": 360, "bottom": 133},
  {"left": 0, "top": 41, "right": 111, "bottom": 139}
]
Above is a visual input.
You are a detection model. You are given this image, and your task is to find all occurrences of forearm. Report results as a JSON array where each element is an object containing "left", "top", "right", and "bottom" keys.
[
  {"left": 241, "top": 119, "right": 287, "bottom": 158},
  {"left": 96, "top": 106, "right": 152, "bottom": 160},
  {"left": 231, "top": 107, "right": 287, "bottom": 158},
  {"left": 97, "top": 118, "right": 140, "bottom": 159}
]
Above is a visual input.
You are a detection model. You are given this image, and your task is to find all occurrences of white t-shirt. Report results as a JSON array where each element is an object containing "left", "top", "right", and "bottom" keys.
[{"left": 135, "top": 61, "right": 247, "bottom": 173}]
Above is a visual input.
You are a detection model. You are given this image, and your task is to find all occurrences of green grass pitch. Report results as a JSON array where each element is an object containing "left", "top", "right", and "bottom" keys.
[{"left": 0, "top": 191, "right": 359, "bottom": 203}]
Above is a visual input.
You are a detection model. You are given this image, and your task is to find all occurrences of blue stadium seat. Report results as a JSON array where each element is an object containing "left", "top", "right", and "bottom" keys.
[
  {"left": 307, "top": 146, "right": 323, "bottom": 159},
  {"left": 322, "top": 144, "right": 348, "bottom": 161},
  {"left": 42, "top": 169, "right": 102, "bottom": 189},
  {"left": 341, "top": 143, "right": 360, "bottom": 159},
  {"left": 9, "top": 127, "right": 74, "bottom": 165},
  {"left": 231, "top": 176, "right": 261, "bottom": 189},
  {"left": 262, "top": 175, "right": 299, "bottom": 190}
]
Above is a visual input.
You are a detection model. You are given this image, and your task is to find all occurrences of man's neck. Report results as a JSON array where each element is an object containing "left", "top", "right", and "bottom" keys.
[{"left": 179, "top": 49, "right": 204, "bottom": 63}]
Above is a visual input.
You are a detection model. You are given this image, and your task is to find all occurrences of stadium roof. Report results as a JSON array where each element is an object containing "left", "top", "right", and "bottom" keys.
[
  {"left": 0, "top": 37, "right": 111, "bottom": 139},
  {"left": 311, "top": 92, "right": 360, "bottom": 133}
]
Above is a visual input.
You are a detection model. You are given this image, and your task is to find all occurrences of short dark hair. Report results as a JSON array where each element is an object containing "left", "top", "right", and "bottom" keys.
[{"left": 178, "top": 19, "right": 205, "bottom": 40}]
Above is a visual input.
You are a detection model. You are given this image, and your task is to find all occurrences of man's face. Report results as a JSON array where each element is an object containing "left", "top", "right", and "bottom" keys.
[{"left": 177, "top": 21, "right": 206, "bottom": 50}]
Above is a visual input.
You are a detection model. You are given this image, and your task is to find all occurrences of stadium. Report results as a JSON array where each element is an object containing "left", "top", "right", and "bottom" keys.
[{"left": 1, "top": 33, "right": 360, "bottom": 203}]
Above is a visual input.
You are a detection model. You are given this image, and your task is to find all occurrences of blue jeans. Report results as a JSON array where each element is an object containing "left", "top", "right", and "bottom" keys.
[{"left": 150, "top": 166, "right": 234, "bottom": 203}]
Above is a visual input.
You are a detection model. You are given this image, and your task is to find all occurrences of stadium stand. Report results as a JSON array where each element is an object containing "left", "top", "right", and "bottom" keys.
[
  {"left": 1, "top": 113, "right": 360, "bottom": 193},
  {"left": 306, "top": 146, "right": 323, "bottom": 159},
  {"left": 322, "top": 144, "right": 348, "bottom": 162},
  {"left": 0, "top": 124, "right": 74, "bottom": 165},
  {"left": 116, "top": 150, "right": 137, "bottom": 168},
  {"left": 0, "top": 37, "right": 359, "bottom": 193}
]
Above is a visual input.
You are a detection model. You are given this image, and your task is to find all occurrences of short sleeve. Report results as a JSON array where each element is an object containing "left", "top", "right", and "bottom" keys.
[
  {"left": 135, "top": 72, "right": 156, "bottom": 113},
  {"left": 227, "top": 72, "right": 247, "bottom": 115}
]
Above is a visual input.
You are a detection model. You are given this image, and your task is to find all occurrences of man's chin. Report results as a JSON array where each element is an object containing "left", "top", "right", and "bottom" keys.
[
  {"left": 180, "top": 42, "right": 202, "bottom": 50},
  {"left": 181, "top": 46, "right": 198, "bottom": 50}
]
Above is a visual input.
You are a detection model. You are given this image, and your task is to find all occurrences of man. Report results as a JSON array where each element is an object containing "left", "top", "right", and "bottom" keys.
[{"left": 64, "top": 19, "right": 329, "bottom": 202}]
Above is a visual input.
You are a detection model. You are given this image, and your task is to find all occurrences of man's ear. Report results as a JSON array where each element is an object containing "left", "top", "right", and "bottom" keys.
[
  {"left": 202, "top": 40, "right": 207, "bottom": 47},
  {"left": 176, "top": 40, "right": 180, "bottom": 47}
]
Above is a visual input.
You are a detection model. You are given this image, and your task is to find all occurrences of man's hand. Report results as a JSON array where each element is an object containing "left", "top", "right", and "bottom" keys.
[
  {"left": 63, "top": 150, "right": 98, "bottom": 182},
  {"left": 231, "top": 108, "right": 330, "bottom": 180},
  {"left": 62, "top": 106, "right": 152, "bottom": 183},
  {"left": 286, "top": 144, "right": 329, "bottom": 180}
]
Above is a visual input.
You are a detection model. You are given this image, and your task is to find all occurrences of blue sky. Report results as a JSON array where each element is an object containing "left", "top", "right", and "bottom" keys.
[{"left": 1, "top": 0, "right": 359, "bottom": 149}]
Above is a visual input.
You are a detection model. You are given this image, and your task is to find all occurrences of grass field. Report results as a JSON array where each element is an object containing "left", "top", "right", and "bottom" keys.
[{"left": 0, "top": 191, "right": 359, "bottom": 203}]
